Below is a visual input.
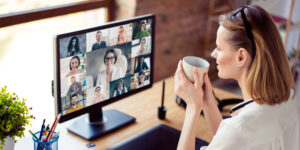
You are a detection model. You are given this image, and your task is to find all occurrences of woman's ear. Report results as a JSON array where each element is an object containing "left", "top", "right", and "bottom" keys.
[{"left": 236, "top": 48, "right": 250, "bottom": 67}]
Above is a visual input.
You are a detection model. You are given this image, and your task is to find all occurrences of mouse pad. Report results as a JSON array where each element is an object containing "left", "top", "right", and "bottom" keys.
[{"left": 107, "top": 124, "right": 209, "bottom": 150}]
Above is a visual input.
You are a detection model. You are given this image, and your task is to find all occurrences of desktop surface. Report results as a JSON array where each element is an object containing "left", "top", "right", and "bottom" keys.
[{"left": 15, "top": 76, "right": 241, "bottom": 150}]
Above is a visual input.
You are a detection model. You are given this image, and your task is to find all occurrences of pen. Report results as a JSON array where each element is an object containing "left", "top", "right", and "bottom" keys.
[
  {"left": 161, "top": 80, "right": 165, "bottom": 107},
  {"left": 46, "top": 113, "right": 61, "bottom": 141},
  {"left": 43, "top": 124, "right": 50, "bottom": 136},
  {"left": 48, "top": 114, "right": 61, "bottom": 140},
  {"left": 39, "top": 119, "right": 46, "bottom": 140},
  {"left": 29, "top": 130, "right": 39, "bottom": 141},
  {"left": 51, "top": 131, "right": 60, "bottom": 140}
]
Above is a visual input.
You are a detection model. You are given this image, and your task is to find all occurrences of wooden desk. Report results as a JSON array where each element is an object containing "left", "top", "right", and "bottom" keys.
[{"left": 15, "top": 77, "right": 241, "bottom": 150}]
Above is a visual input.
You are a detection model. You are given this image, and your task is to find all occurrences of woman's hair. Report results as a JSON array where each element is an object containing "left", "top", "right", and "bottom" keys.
[
  {"left": 138, "top": 21, "right": 146, "bottom": 32},
  {"left": 219, "top": 5, "right": 295, "bottom": 105},
  {"left": 69, "top": 56, "right": 81, "bottom": 70},
  {"left": 104, "top": 49, "right": 118, "bottom": 64},
  {"left": 68, "top": 36, "right": 80, "bottom": 53}
]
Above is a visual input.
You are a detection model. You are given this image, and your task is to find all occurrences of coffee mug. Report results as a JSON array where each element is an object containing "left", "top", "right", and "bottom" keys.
[{"left": 182, "top": 56, "right": 210, "bottom": 84}]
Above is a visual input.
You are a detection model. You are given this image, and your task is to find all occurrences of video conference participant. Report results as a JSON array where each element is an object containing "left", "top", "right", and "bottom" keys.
[
  {"left": 135, "top": 21, "right": 150, "bottom": 39},
  {"left": 130, "top": 75, "right": 138, "bottom": 90},
  {"left": 134, "top": 56, "right": 149, "bottom": 73},
  {"left": 66, "top": 56, "right": 83, "bottom": 77},
  {"left": 137, "top": 72, "right": 149, "bottom": 88},
  {"left": 92, "top": 86, "right": 106, "bottom": 104},
  {"left": 66, "top": 94, "right": 83, "bottom": 114},
  {"left": 116, "top": 26, "right": 128, "bottom": 45},
  {"left": 66, "top": 76, "right": 82, "bottom": 97},
  {"left": 137, "top": 38, "right": 146, "bottom": 56},
  {"left": 112, "top": 79, "right": 128, "bottom": 97},
  {"left": 96, "top": 49, "right": 124, "bottom": 85},
  {"left": 67, "top": 36, "right": 81, "bottom": 57},
  {"left": 92, "top": 31, "right": 107, "bottom": 51}
]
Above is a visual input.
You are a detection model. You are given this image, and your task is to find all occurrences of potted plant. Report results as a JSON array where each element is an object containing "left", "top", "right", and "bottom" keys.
[{"left": 0, "top": 86, "right": 34, "bottom": 150}]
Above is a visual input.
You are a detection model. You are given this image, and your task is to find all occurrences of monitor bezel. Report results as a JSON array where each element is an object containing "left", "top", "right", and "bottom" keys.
[{"left": 54, "top": 14, "right": 155, "bottom": 123}]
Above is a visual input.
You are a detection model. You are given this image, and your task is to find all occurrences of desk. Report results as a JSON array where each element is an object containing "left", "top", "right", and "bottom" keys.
[{"left": 15, "top": 77, "right": 241, "bottom": 150}]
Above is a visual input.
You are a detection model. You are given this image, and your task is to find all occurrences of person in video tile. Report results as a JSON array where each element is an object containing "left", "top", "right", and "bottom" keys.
[
  {"left": 137, "top": 38, "right": 146, "bottom": 56},
  {"left": 66, "top": 94, "right": 83, "bottom": 114},
  {"left": 113, "top": 79, "right": 128, "bottom": 97},
  {"left": 137, "top": 72, "right": 149, "bottom": 88},
  {"left": 97, "top": 49, "right": 123, "bottom": 85},
  {"left": 91, "top": 31, "right": 107, "bottom": 51},
  {"left": 130, "top": 76, "right": 138, "bottom": 90},
  {"left": 66, "top": 56, "right": 83, "bottom": 77},
  {"left": 135, "top": 21, "right": 150, "bottom": 39},
  {"left": 135, "top": 56, "right": 149, "bottom": 73},
  {"left": 67, "top": 36, "right": 81, "bottom": 57},
  {"left": 116, "top": 26, "right": 127, "bottom": 45},
  {"left": 92, "top": 86, "right": 106, "bottom": 104},
  {"left": 67, "top": 76, "right": 82, "bottom": 97}
]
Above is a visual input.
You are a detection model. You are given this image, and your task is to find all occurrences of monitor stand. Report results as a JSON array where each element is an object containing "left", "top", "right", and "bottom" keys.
[{"left": 66, "top": 109, "right": 135, "bottom": 140}]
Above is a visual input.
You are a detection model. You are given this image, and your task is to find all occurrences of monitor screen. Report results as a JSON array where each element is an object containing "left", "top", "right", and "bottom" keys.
[{"left": 53, "top": 14, "right": 155, "bottom": 126}]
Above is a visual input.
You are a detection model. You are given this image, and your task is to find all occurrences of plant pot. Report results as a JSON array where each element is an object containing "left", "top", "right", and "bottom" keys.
[{"left": 3, "top": 136, "right": 14, "bottom": 150}]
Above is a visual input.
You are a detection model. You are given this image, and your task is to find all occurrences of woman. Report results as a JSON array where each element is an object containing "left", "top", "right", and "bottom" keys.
[
  {"left": 137, "top": 72, "right": 149, "bottom": 88},
  {"left": 92, "top": 86, "right": 106, "bottom": 104},
  {"left": 175, "top": 5, "right": 299, "bottom": 150},
  {"left": 135, "top": 21, "right": 150, "bottom": 39},
  {"left": 67, "top": 36, "right": 81, "bottom": 56},
  {"left": 137, "top": 38, "right": 146, "bottom": 56},
  {"left": 66, "top": 56, "right": 83, "bottom": 77},
  {"left": 116, "top": 26, "right": 127, "bottom": 45},
  {"left": 96, "top": 49, "right": 123, "bottom": 86}
]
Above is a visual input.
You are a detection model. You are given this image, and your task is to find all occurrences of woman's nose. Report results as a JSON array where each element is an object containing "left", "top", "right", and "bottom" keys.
[{"left": 211, "top": 48, "right": 217, "bottom": 58}]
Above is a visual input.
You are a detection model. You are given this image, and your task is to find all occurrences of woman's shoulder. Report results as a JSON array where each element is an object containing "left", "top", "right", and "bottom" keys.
[{"left": 223, "top": 103, "right": 282, "bottom": 140}]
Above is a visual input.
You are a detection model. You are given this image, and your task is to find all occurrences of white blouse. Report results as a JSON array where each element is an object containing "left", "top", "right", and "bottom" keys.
[
  {"left": 201, "top": 92, "right": 300, "bottom": 150},
  {"left": 96, "top": 66, "right": 123, "bottom": 86}
]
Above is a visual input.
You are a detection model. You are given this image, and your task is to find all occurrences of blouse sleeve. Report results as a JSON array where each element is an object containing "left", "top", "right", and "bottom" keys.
[
  {"left": 204, "top": 120, "right": 248, "bottom": 150},
  {"left": 115, "top": 67, "right": 124, "bottom": 79}
]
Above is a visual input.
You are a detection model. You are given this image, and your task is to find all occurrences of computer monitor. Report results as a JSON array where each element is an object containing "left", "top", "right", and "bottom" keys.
[{"left": 53, "top": 14, "right": 155, "bottom": 140}]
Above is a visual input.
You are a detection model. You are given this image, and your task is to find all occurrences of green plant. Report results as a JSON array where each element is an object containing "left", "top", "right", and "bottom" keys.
[{"left": 0, "top": 86, "right": 34, "bottom": 150}]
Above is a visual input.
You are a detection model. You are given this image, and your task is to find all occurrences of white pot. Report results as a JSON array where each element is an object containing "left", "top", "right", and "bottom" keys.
[{"left": 3, "top": 136, "right": 14, "bottom": 150}]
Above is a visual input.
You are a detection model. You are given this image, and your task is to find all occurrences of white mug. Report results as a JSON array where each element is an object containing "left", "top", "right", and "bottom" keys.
[{"left": 182, "top": 56, "right": 210, "bottom": 84}]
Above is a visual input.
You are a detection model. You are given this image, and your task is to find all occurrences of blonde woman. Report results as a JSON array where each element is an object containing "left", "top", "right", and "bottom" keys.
[{"left": 175, "top": 5, "right": 299, "bottom": 150}]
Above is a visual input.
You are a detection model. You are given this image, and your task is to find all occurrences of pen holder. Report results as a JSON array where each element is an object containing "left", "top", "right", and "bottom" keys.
[{"left": 32, "top": 131, "right": 59, "bottom": 150}]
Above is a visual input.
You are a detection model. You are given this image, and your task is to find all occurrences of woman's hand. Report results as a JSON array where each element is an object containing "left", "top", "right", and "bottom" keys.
[
  {"left": 174, "top": 60, "right": 204, "bottom": 112},
  {"left": 202, "top": 72, "right": 217, "bottom": 108}
]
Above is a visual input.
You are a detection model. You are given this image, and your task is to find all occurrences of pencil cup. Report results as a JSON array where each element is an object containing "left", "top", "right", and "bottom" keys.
[{"left": 33, "top": 131, "right": 59, "bottom": 150}]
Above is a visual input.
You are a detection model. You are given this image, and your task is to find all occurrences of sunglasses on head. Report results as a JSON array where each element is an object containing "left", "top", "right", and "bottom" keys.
[{"left": 232, "top": 5, "right": 256, "bottom": 59}]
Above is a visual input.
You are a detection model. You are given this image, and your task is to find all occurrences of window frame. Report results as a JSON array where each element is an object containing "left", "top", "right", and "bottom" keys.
[{"left": 0, "top": 0, "right": 115, "bottom": 28}]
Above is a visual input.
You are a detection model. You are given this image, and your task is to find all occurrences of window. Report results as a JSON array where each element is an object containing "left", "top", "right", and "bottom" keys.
[{"left": 0, "top": 0, "right": 113, "bottom": 136}]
